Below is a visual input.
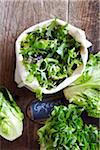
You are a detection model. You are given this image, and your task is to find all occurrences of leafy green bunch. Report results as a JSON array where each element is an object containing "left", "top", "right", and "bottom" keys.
[
  {"left": 38, "top": 104, "right": 99, "bottom": 150},
  {"left": 64, "top": 52, "right": 100, "bottom": 118},
  {"left": 0, "top": 88, "right": 24, "bottom": 141}
]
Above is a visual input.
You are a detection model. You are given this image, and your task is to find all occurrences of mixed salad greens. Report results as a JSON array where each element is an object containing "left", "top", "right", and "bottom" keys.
[
  {"left": 38, "top": 104, "right": 99, "bottom": 150},
  {"left": 20, "top": 19, "right": 82, "bottom": 99},
  {"left": 64, "top": 52, "right": 100, "bottom": 118},
  {"left": 0, "top": 88, "right": 24, "bottom": 141}
]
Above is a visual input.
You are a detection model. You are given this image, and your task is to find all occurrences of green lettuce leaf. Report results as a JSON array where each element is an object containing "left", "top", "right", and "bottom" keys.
[
  {"left": 0, "top": 88, "right": 24, "bottom": 141},
  {"left": 64, "top": 52, "right": 100, "bottom": 118}
]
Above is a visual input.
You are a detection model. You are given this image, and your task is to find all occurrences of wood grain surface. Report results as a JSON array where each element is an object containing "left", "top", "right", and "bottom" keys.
[{"left": 0, "top": 0, "right": 99, "bottom": 150}]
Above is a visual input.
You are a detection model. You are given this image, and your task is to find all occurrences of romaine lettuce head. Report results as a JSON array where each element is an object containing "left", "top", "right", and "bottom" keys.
[
  {"left": 0, "top": 88, "right": 24, "bottom": 141},
  {"left": 64, "top": 52, "right": 100, "bottom": 118}
]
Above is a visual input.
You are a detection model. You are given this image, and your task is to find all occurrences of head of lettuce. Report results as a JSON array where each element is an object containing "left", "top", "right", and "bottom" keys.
[
  {"left": 64, "top": 52, "right": 100, "bottom": 118},
  {"left": 0, "top": 88, "right": 24, "bottom": 141}
]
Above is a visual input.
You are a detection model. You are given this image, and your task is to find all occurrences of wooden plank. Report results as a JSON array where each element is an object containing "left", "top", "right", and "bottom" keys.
[
  {"left": 68, "top": 0, "right": 99, "bottom": 52},
  {"left": 0, "top": 0, "right": 68, "bottom": 149}
]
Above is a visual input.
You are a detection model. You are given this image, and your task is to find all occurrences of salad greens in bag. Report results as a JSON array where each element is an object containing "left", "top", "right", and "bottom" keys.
[
  {"left": 0, "top": 88, "right": 24, "bottom": 141},
  {"left": 15, "top": 19, "right": 91, "bottom": 100}
]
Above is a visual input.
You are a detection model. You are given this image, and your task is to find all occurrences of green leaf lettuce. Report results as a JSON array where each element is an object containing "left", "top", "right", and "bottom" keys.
[
  {"left": 38, "top": 104, "right": 99, "bottom": 150},
  {"left": 0, "top": 88, "right": 24, "bottom": 141},
  {"left": 64, "top": 52, "right": 100, "bottom": 118}
]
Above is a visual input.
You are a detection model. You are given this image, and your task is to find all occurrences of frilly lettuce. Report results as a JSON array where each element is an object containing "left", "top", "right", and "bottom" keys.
[{"left": 38, "top": 104, "right": 99, "bottom": 150}]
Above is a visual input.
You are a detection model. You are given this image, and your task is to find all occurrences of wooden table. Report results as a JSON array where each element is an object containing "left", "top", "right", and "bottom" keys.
[{"left": 0, "top": 0, "right": 99, "bottom": 150}]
